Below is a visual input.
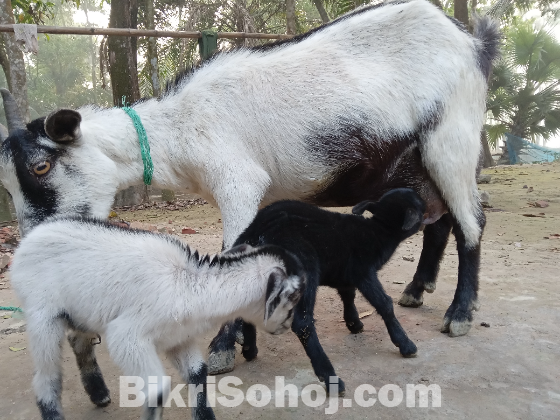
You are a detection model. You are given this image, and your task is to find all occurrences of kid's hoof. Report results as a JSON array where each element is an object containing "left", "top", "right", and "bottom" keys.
[
  {"left": 207, "top": 349, "right": 236, "bottom": 375},
  {"left": 398, "top": 292, "right": 423, "bottom": 308},
  {"left": 346, "top": 320, "right": 364, "bottom": 334},
  {"left": 93, "top": 395, "right": 111, "bottom": 407},
  {"left": 325, "top": 378, "right": 346, "bottom": 397},
  {"left": 398, "top": 340, "right": 418, "bottom": 357},
  {"left": 241, "top": 345, "right": 258, "bottom": 361},
  {"left": 424, "top": 282, "right": 436, "bottom": 293}
]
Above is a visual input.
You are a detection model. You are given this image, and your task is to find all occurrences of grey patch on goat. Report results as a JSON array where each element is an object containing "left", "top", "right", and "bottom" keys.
[
  {"left": 448, "top": 320, "right": 473, "bottom": 337},
  {"left": 207, "top": 349, "right": 236, "bottom": 375}
]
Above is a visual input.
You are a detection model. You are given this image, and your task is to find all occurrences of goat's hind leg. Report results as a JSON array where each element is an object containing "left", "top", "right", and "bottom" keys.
[
  {"left": 337, "top": 288, "right": 363, "bottom": 333},
  {"left": 357, "top": 270, "right": 417, "bottom": 357},
  {"left": 399, "top": 214, "right": 453, "bottom": 307},
  {"left": 67, "top": 330, "right": 111, "bottom": 407},
  {"left": 441, "top": 213, "right": 485, "bottom": 337},
  {"left": 105, "top": 321, "right": 166, "bottom": 420},
  {"left": 169, "top": 343, "right": 216, "bottom": 420},
  {"left": 28, "top": 315, "right": 67, "bottom": 420},
  {"left": 291, "top": 278, "right": 345, "bottom": 396}
]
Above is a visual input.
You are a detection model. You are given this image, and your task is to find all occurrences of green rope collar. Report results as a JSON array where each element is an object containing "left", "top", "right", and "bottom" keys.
[
  {"left": 0, "top": 306, "right": 22, "bottom": 312},
  {"left": 122, "top": 107, "right": 153, "bottom": 185}
]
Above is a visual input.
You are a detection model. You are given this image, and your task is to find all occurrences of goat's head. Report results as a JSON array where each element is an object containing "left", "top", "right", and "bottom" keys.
[
  {"left": 352, "top": 188, "right": 426, "bottom": 237},
  {"left": 262, "top": 266, "right": 304, "bottom": 334},
  {"left": 0, "top": 90, "right": 118, "bottom": 236}
]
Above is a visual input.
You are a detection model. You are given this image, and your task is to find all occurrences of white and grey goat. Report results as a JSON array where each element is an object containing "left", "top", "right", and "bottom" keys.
[
  {"left": 0, "top": 0, "right": 499, "bottom": 347},
  {"left": 10, "top": 218, "right": 305, "bottom": 420}
]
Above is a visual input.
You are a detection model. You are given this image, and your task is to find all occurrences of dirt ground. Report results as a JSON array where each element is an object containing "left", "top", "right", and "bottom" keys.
[{"left": 1, "top": 162, "right": 559, "bottom": 420}]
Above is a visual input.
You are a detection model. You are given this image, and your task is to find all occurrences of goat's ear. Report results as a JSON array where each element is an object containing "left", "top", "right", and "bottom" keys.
[
  {"left": 402, "top": 207, "right": 422, "bottom": 231},
  {"left": 264, "top": 268, "right": 285, "bottom": 322},
  {"left": 352, "top": 201, "right": 378, "bottom": 216},
  {"left": 223, "top": 243, "right": 253, "bottom": 255},
  {"left": 45, "top": 109, "right": 82, "bottom": 143}
]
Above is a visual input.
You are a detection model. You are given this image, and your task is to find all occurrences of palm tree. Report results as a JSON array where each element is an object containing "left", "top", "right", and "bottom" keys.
[{"left": 486, "top": 21, "right": 560, "bottom": 147}]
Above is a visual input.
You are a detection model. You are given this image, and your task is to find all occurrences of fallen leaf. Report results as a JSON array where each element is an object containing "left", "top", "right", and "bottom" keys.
[
  {"left": 182, "top": 228, "right": 197, "bottom": 234},
  {"left": 108, "top": 210, "right": 118, "bottom": 218},
  {"left": 393, "top": 281, "right": 405, "bottom": 284},
  {"left": 9, "top": 346, "right": 26, "bottom": 352},
  {"left": 359, "top": 310, "right": 374, "bottom": 319},
  {"left": 402, "top": 256, "right": 415, "bottom": 262},
  {"left": 522, "top": 214, "right": 545, "bottom": 218}
]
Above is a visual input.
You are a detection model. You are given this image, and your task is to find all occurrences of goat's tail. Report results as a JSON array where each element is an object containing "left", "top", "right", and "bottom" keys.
[{"left": 473, "top": 14, "right": 501, "bottom": 80}]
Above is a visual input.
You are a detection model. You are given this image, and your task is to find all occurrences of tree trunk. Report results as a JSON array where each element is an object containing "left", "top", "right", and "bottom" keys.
[
  {"left": 0, "top": 0, "right": 29, "bottom": 122},
  {"left": 108, "top": 0, "right": 140, "bottom": 107},
  {"left": 313, "top": 0, "right": 330, "bottom": 23},
  {"left": 145, "top": 0, "right": 160, "bottom": 97},
  {"left": 454, "top": 0, "right": 469, "bottom": 27},
  {"left": 480, "top": 130, "right": 495, "bottom": 167},
  {"left": 286, "top": 0, "right": 296, "bottom": 35}
]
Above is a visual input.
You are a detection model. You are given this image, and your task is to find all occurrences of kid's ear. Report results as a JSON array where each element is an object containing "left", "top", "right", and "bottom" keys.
[
  {"left": 402, "top": 207, "right": 422, "bottom": 231},
  {"left": 352, "top": 201, "right": 378, "bottom": 216},
  {"left": 223, "top": 243, "right": 253, "bottom": 255},
  {"left": 264, "top": 269, "right": 285, "bottom": 322}
]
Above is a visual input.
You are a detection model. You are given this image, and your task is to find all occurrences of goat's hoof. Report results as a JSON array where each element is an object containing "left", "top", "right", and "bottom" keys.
[
  {"left": 441, "top": 307, "right": 473, "bottom": 337},
  {"left": 398, "top": 292, "right": 423, "bottom": 308},
  {"left": 448, "top": 320, "right": 472, "bottom": 337},
  {"left": 207, "top": 349, "right": 236, "bottom": 375},
  {"left": 325, "top": 378, "right": 346, "bottom": 397},
  {"left": 346, "top": 320, "right": 364, "bottom": 334},
  {"left": 424, "top": 282, "right": 436, "bottom": 293},
  {"left": 241, "top": 345, "right": 258, "bottom": 361},
  {"left": 235, "top": 329, "right": 244, "bottom": 346},
  {"left": 399, "top": 340, "right": 418, "bottom": 357},
  {"left": 93, "top": 395, "right": 111, "bottom": 407}
]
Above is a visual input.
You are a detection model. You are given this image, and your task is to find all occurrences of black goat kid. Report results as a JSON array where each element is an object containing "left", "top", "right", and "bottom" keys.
[{"left": 212, "top": 188, "right": 425, "bottom": 395}]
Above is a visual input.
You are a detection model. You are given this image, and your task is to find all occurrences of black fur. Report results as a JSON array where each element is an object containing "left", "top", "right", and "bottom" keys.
[
  {"left": 473, "top": 15, "right": 501, "bottom": 80},
  {"left": 67, "top": 333, "right": 111, "bottom": 407},
  {"left": 210, "top": 188, "right": 424, "bottom": 392},
  {"left": 188, "top": 364, "right": 215, "bottom": 420},
  {"left": 1, "top": 121, "right": 62, "bottom": 226},
  {"left": 401, "top": 213, "right": 453, "bottom": 305}
]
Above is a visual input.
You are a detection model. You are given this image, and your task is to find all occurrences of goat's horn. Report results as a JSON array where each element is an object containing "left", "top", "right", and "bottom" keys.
[
  {"left": 0, "top": 122, "right": 7, "bottom": 142},
  {"left": 0, "top": 88, "right": 26, "bottom": 134}
]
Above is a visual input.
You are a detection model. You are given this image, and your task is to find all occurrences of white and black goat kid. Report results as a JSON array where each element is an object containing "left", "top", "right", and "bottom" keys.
[
  {"left": 10, "top": 219, "right": 305, "bottom": 420},
  {"left": 213, "top": 188, "right": 425, "bottom": 395},
  {"left": 0, "top": 0, "right": 499, "bottom": 350}
]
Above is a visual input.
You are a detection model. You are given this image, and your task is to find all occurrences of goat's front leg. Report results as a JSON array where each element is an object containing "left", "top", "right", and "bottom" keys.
[
  {"left": 67, "top": 330, "right": 111, "bottom": 407},
  {"left": 440, "top": 212, "right": 485, "bottom": 336},
  {"left": 28, "top": 316, "right": 67, "bottom": 420},
  {"left": 211, "top": 168, "right": 271, "bottom": 248},
  {"left": 207, "top": 172, "right": 270, "bottom": 373},
  {"left": 291, "top": 282, "right": 345, "bottom": 396},
  {"left": 207, "top": 318, "right": 243, "bottom": 375},
  {"left": 337, "top": 288, "right": 363, "bottom": 333},
  {"left": 105, "top": 321, "right": 166, "bottom": 420},
  {"left": 357, "top": 270, "right": 417, "bottom": 357},
  {"left": 169, "top": 343, "right": 216, "bottom": 420},
  {"left": 399, "top": 213, "right": 453, "bottom": 307}
]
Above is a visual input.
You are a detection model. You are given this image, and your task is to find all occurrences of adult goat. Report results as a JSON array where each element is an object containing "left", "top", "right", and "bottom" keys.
[{"left": 0, "top": 0, "right": 499, "bottom": 373}]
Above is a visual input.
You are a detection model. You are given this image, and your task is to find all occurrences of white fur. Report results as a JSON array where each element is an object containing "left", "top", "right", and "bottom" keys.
[
  {"left": 11, "top": 219, "right": 303, "bottom": 419},
  {"left": 0, "top": 0, "right": 490, "bottom": 248}
]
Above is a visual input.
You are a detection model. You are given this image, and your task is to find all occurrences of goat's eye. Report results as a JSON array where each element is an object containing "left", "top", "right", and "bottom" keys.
[{"left": 33, "top": 161, "right": 51, "bottom": 176}]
